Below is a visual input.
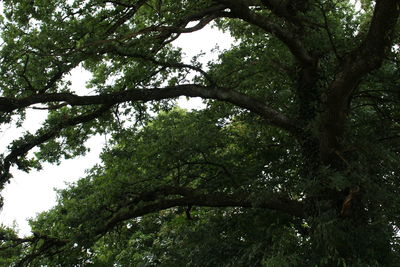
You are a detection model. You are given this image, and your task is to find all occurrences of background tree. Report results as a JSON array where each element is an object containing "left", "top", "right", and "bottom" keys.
[{"left": 0, "top": 0, "right": 399, "bottom": 265}]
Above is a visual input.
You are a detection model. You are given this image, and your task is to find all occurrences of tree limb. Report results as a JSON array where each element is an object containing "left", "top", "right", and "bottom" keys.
[
  {"left": 92, "top": 186, "right": 305, "bottom": 237},
  {"left": 1, "top": 186, "right": 304, "bottom": 265},
  {"left": 0, "top": 84, "right": 301, "bottom": 134},
  {"left": 0, "top": 84, "right": 301, "bottom": 186},
  {"left": 216, "top": 0, "right": 315, "bottom": 66},
  {"left": 320, "top": 0, "right": 400, "bottom": 164},
  {"left": 0, "top": 105, "right": 112, "bottom": 187}
]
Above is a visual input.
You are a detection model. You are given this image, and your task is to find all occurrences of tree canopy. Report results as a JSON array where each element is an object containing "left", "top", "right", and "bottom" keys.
[{"left": 0, "top": 0, "right": 399, "bottom": 266}]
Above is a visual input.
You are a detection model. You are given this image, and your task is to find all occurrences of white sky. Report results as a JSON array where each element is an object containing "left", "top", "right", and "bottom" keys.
[{"left": 0, "top": 23, "right": 233, "bottom": 236}]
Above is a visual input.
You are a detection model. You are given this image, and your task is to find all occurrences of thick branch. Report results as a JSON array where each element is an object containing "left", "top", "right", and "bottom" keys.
[
  {"left": 320, "top": 0, "right": 399, "bottom": 163},
  {"left": 0, "top": 84, "right": 300, "bottom": 134},
  {"left": 95, "top": 186, "right": 305, "bottom": 237},
  {"left": 217, "top": 0, "right": 315, "bottom": 66}
]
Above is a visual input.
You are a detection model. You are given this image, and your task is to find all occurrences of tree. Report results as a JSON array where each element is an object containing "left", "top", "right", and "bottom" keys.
[{"left": 0, "top": 0, "right": 399, "bottom": 265}]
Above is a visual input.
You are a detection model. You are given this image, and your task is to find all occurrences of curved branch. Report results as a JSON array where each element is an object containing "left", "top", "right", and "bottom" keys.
[
  {"left": 217, "top": 0, "right": 315, "bottom": 66},
  {"left": 2, "top": 186, "right": 304, "bottom": 265},
  {"left": 0, "top": 84, "right": 301, "bottom": 134},
  {"left": 320, "top": 0, "right": 400, "bottom": 164},
  {"left": 97, "top": 187, "right": 304, "bottom": 237},
  {"left": 0, "top": 84, "right": 300, "bottom": 186},
  {"left": 0, "top": 105, "right": 111, "bottom": 187}
]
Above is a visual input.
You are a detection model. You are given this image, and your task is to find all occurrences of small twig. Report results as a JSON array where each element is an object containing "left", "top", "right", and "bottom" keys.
[
  {"left": 30, "top": 103, "right": 68, "bottom": 110},
  {"left": 319, "top": 2, "right": 341, "bottom": 60}
]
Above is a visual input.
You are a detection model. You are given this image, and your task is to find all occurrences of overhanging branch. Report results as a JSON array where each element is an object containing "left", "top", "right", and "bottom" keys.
[
  {"left": 0, "top": 105, "right": 111, "bottom": 187},
  {"left": 98, "top": 187, "right": 304, "bottom": 237},
  {"left": 216, "top": 0, "right": 315, "bottom": 66},
  {"left": 49, "top": 185, "right": 304, "bottom": 242},
  {"left": 0, "top": 84, "right": 301, "bottom": 134},
  {"left": 0, "top": 84, "right": 301, "bottom": 186},
  {"left": 1, "top": 185, "right": 304, "bottom": 265}
]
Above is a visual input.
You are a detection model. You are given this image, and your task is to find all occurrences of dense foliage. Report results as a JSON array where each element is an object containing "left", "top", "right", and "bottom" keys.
[{"left": 0, "top": 0, "right": 399, "bottom": 266}]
